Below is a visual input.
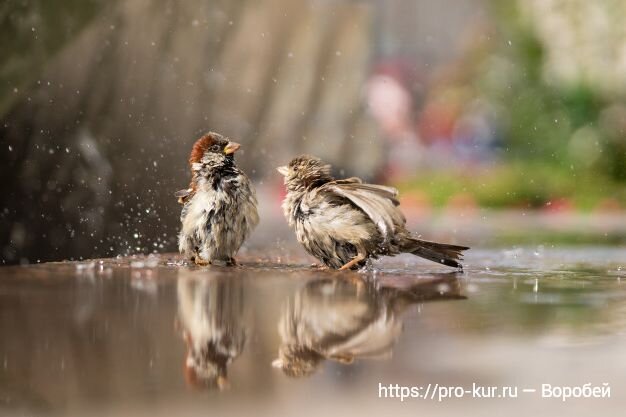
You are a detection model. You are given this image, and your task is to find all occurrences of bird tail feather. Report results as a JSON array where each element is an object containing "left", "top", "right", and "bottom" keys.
[{"left": 404, "top": 238, "right": 469, "bottom": 269}]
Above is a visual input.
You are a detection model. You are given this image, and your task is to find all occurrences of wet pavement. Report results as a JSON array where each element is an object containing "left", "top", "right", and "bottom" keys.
[{"left": 1, "top": 247, "right": 625, "bottom": 416}]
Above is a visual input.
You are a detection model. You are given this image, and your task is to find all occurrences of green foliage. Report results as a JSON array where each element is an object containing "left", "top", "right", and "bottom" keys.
[
  {"left": 397, "top": 163, "right": 626, "bottom": 210},
  {"left": 478, "top": 1, "right": 626, "bottom": 184}
]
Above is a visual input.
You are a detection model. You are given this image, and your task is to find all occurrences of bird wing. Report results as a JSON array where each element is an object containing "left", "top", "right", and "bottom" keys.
[
  {"left": 175, "top": 188, "right": 194, "bottom": 204},
  {"left": 321, "top": 179, "right": 405, "bottom": 239},
  {"left": 325, "top": 310, "right": 401, "bottom": 360}
]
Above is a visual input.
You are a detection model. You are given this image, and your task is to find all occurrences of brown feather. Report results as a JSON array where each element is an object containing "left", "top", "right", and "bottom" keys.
[
  {"left": 322, "top": 181, "right": 404, "bottom": 239},
  {"left": 402, "top": 238, "right": 469, "bottom": 269},
  {"left": 279, "top": 155, "right": 470, "bottom": 270},
  {"left": 185, "top": 132, "right": 224, "bottom": 199},
  {"left": 189, "top": 133, "right": 219, "bottom": 165}
]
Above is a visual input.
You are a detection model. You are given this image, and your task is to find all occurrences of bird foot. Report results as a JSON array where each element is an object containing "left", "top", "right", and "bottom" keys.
[
  {"left": 194, "top": 257, "right": 210, "bottom": 266},
  {"left": 331, "top": 354, "right": 354, "bottom": 365},
  {"left": 309, "top": 263, "right": 328, "bottom": 270},
  {"left": 339, "top": 254, "right": 366, "bottom": 271},
  {"left": 339, "top": 275, "right": 366, "bottom": 295}
]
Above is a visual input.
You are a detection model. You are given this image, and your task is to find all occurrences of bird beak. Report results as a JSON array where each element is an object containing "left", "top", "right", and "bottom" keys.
[
  {"left": 272, "top": 358, "right": 283, "bottom": 368},
  {"left": 276, "top": 166, "right": 289, "bottom": 176},
  {"left": 224, "top": 142, "right": 241, "bottom": 154}
]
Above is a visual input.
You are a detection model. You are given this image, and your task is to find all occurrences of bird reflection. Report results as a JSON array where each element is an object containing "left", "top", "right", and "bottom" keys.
[
  {"left": 272, "top": 274, "right": 465, "bottom": 377},
  {"left": 176, "top": 271, "right": 247, "bottom": 390}
]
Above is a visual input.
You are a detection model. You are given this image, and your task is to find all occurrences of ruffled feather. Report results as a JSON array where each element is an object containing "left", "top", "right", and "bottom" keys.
[{"left": 322, "top": 180, "right": 405, "bottom": 240}]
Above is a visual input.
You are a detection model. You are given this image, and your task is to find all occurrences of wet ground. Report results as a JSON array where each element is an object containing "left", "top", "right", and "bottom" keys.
[{"left": 1, "top": 247, "right": 625, "bottom": 417}]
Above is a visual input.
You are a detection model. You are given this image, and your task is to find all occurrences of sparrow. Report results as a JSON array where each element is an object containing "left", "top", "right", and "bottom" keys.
[
  {"left": 177, "top": 271, "right": 247, "bottom": 390},
  {"left": 272, "top": 274, "right": 464, "bottom": 377},
  {"left": 176, "top": 132, "right": 259, "bottom": 266},
  {"left": 277, "top": 155, "right": 469, "bottom": 270}
]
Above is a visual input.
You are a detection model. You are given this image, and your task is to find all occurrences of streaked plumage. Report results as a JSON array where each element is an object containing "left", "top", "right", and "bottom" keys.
[
  {"left": 177, "top": 132, "right": 259, "bottom": 265},
  {"left": 272, "top": 274, "right": 465, "bottom": 377},
  {"left": 177, "top": 271, "right": 246, "bottom": 389},
  {"left": 277, "top": 155, "right": 469, "bottom": 270}
]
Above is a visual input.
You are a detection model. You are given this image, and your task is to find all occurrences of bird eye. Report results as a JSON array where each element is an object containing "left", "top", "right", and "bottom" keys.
[{"left": 210, "top": 145, "right": 220, "bottom": 152}]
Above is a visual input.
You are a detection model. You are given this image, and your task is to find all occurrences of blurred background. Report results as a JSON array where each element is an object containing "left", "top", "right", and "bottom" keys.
[{"left": 1, "top": 0, "right": 625, "bottom": 264}]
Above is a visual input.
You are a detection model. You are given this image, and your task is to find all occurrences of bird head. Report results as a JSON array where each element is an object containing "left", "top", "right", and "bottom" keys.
[
  {"left": 276, "top": 155, "right": 333, "bottom": 191},
  {"left": 183, "top": 339, "right": 231, "bottom": 391},
  {"left": 188, "top": 131, "right": 241, "bottom": 173}
]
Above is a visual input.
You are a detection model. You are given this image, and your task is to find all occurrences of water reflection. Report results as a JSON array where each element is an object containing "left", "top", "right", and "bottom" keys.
[
  {"left": 176, "top": 271, "right": 247, "bottom": 390},
  {"left": 272, "top": 273, "right": 465, "bottom": 377},
  {"left": 1, "top": 250, "right": 625, "bottom": 415}
]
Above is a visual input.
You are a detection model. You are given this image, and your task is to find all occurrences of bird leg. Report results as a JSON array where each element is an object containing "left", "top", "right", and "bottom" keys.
[
  {"left": 331, "top": 354, "right": 354, "bottom": 364},
  {"left": 339, "top": 253, "right": 366, "bottom": 271}
]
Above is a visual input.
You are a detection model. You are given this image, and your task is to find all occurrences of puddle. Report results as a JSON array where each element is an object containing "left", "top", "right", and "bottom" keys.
[{"left": 0, "top": 247, "right": 625, "bottom": 416}]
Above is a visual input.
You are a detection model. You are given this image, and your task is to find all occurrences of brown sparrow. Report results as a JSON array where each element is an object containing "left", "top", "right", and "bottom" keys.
[
  {"left": 176, "top": 132, "right": 259, "bottom": 266},
  {"left": 277, "top": 155, "right": 469, "bottom": 270},
  {"left": 272, "top": 274, "right": 464, "bottom": 377},
  {"left": 177, "top": 271, "right": 247, "bottom": 390}
]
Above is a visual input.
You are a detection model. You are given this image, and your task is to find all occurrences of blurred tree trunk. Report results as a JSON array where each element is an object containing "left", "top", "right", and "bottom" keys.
[
  {"left": 0, "top": 0, "right": 379, "bottom": 263},
  {"left": 0, "top": 0, "right": 110, "bottom": 116}
]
